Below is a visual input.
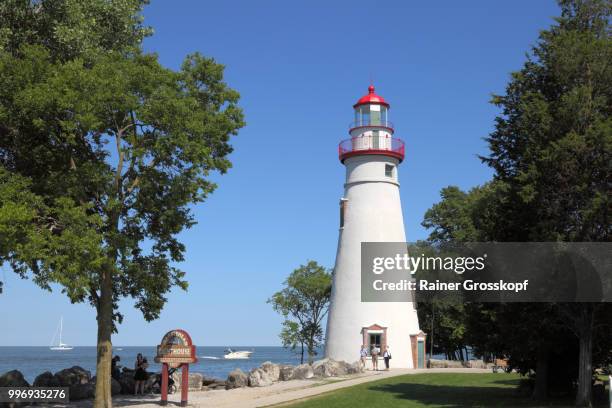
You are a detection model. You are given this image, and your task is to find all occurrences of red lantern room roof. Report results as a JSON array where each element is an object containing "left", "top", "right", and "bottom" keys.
[{"left": 353, "top": 85, "right": 390, "bottom": 108}]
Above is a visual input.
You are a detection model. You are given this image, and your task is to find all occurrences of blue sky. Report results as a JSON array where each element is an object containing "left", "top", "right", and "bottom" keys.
[{"left": 0, "top": 0, "right": 560, "bottom": 346}]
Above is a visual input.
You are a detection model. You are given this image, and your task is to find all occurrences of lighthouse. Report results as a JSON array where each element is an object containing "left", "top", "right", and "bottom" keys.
[{"left": 325, "top": 85, "right": 423, "bottom": 369}]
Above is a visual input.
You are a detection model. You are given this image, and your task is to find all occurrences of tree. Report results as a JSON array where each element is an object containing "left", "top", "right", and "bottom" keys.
[
  {"left": 269, "top": 261, "right": 332, "bottom": 364},
  {"left": 423, "top": 183, "right": 612, "bottom": 403},
  {"left": 0, "top": 2, "right": 244, "bottom": 407},
  {"left": 279, "top": 320, "right": 307, "bottom": 364},
  {"left": 481, "top": 1, "right": 611, "bottom": 405},
  {"left": 418, "top": 184, "right": 502, "bottom": 362}
]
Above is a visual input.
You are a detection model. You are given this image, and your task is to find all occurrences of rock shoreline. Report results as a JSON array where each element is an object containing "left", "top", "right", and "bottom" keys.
[{"left": 0, "top": 358, "right": 364, "bottom": 402}]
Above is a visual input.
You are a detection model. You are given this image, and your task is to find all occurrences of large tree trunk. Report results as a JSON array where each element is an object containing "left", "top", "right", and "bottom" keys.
[
  {"left": 94, "top": 266, "right": 114, "bottom": 408},
  {"left": 307, "top": 341, "right": 314, "bottom": 364},
  {"left": 533, "top": 346, "right": 549, "bottom": 400},
  {"left": 575, "top": 305, "right": 594, "bottom": 408},
  {"left": 300, "top": 342, "right": 304, "bottom": 365}
]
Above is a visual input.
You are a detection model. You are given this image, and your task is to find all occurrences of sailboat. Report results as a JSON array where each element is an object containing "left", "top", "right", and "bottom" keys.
[{"left": 50, "top": 316, "right": 73, "bottom": 351}]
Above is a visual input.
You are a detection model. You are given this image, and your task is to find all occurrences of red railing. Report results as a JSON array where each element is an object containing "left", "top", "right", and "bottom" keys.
[{"left": 338, "top": 136, "right": 405, "bottom": 162}]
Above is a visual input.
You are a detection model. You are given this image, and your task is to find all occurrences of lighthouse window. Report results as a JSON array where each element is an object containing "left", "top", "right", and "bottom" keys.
[
  {"left": 370, "top": 104, "right": 381, "bottom": 125},
  {"left": 339, "top": 199, "right": 347, "bottom": 228},
  {"left": 369, "top": 334, "right": 381, "bottom": 353},
  {"left": 385, "top": 164, "right": 395, "bottom": 178}
]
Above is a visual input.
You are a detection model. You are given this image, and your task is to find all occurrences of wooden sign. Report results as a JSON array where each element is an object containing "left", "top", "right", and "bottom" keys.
[
  {"left": 155, "top": 329, "right": 197, "bottom": 368},
  {"left": 154, "top": 329, "right": 197, "bottom": 406}
]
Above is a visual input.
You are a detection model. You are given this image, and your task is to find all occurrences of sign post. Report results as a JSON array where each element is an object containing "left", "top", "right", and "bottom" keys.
[{"left": 154, "top": 329, "right": 197, "bottom": 406}]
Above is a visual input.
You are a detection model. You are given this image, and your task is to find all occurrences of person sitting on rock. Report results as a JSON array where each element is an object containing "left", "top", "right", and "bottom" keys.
[{"left": 111, "top": 355, "right": 121, "bottom": 380}]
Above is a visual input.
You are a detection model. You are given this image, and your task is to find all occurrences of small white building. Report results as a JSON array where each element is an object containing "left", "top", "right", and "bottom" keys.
[{"left": 325, "top": 85, "right": 423, "bottom": 369}]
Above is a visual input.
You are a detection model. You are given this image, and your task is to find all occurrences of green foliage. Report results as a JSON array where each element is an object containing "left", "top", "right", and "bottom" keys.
[
  {"left": 482, "top": 0, "right": 611, "bottom": 242},
  {"left": 422, "top": 183, "right": 503, "bottom": 245},
  {"left": 269, "top": 261, "right": 332, "bottom": 364},
  {"left": 0, "top": 1, "right": 244, "bottom": 324},
  {"left": 420, "top": 1, "right": 611, "bottom": 404},
  {"left": 280, "top": 320, "right": 307, "bottom": 364},
  {"left": 0, "top": 0, "right": 152, "bottom": 61},
  {"left": 0, "top": 42, "right": 244, "bottom": 320}
]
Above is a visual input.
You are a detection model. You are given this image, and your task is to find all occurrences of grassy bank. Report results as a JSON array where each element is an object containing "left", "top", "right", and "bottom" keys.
[{"left": 285, "top": 372, "right": 608, "bottom": 408}]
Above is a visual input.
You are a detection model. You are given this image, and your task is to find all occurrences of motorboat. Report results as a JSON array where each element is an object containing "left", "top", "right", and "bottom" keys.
[{"left": 223, "top": 348, "right": 253, "bottom": 359}]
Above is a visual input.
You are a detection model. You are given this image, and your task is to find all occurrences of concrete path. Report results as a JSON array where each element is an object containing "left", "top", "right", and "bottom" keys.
[{"left": 60, "top": 368, "right": 490, "bottom": 408}]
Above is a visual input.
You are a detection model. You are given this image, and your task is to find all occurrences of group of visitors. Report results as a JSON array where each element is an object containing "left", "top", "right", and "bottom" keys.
[
  {"left": 360, "top": 344, "right": 391, "bottom": 371},
  {"left": 110, "top": 353, "right": 150, "bottom": 395}
]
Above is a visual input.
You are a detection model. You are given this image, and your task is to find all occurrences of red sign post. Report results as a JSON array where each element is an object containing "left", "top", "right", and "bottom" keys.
[{"left": 154, "top": 329, "right": 197, "bottom": 406}]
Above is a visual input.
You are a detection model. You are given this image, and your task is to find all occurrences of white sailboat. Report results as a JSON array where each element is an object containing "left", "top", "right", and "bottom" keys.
[{"left": 50, "top": 316, "right": 73, "bottom": 351}]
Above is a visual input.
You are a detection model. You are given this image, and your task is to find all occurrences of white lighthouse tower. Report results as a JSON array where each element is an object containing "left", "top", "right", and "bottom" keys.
[{"left": 325, "top": 85, "right": 422, "bottom": 369}]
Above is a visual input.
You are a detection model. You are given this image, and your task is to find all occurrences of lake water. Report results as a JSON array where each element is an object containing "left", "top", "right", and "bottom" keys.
[{"left": 0, "top": 346, "right": 316, "bottom": 383}]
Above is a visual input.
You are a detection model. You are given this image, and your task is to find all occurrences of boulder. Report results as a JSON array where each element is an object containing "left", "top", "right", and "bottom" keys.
[
  {"left": 117, "top": 370, "right": 135, "bottom": 394},
  {"left": 247, "top": 368, "right": 273, "bottom": 387},
  {"left": 347, "top": 361, "right": 363, "bottom": 374},
  {"left": 279, "top": 365, "right": 295, "bottom": 381},
  {"left": 33, "top": 371, "right": 59, "bottom": 387},
  {"left": 111, "top": 378, "right": 122, "bottom": 395},
  {"left": 145, "top": 374, "right": 157, "bottom": 393},
  {"left": 336, "top": 361, "right": 352, "bottom": 376},
  {"left": 225, "top": 369, "right": 248, "bottom": 389},
  {"left": 465, "top": 359, "right": 487, "bottom": 369},
  {"left": 69, "top": 383, "right": 94, "bottom": 401},
  {"left": 172, "top": 372, "right": 203, "bottom": 391},
  {"left": 260, "top": 361, "right": 281, "bottom": 382},
  {"left": 291, "top": 364, "right": 314, "bottom": 380},
  {"left": 0, "top": 370, "right": 29, "bottom": 408},
  {"left": 429, "top": 359, "right": 464, "bottom": 369},
  {"left": 91, "top": 376, "right": 121, "bottom": 396},
  {"left": 202, "top": 375, "right": 219, "bottom": 386},
  {"left": 53, "top": 366, "right": 91, "bottom": 386},
  {"left": 0, "top": 370, "right": 30, "bottom": 387},
  {"left": 116, "top": 368, "right": 156, "bottom": 394},
  {"left": 312, "top": 358, "right": 346, "bottom": 377}
]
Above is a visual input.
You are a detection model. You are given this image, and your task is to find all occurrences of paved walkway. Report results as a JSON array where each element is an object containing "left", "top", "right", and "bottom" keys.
[{"left": 62, "top": 368, "right": 490, "bottom": 408}]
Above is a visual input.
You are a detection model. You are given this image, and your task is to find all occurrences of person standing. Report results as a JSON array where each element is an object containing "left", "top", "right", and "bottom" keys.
[
  {"left": 371, "top": 344, "right": 380, "bottom": 371},
  {"left": 134, "top": 353, "right": 149, "bottom": 395},
  {"left": 359, "top": 345, "right": 368, "bottom": 370},
  {"left": 383, "top": 346, "right": 392, "bottom": 371}
]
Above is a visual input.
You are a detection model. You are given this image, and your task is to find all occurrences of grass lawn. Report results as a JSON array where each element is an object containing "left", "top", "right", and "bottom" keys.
[{"left": 285, "top": 373, "right": 609, "bottom": 408}]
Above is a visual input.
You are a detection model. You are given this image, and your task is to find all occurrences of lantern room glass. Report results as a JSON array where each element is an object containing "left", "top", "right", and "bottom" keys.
[{"left": 354, "top": 105, "right": 388, "bottom": 127}]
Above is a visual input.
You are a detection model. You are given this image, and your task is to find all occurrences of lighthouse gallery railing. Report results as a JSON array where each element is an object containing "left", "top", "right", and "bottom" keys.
[{"left": 338, "top": 136, "right": 405, "bottom": 162}]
